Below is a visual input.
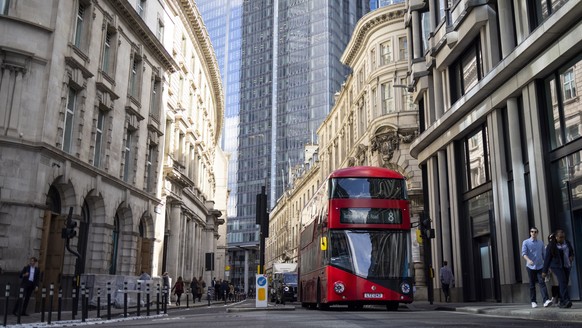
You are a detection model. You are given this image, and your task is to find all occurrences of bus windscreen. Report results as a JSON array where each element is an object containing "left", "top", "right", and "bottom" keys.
[
  {"left": 330, "top": 178, "right": 406, "bottom": 199},
  {"left": 330, "top": 230, "right": 410, "bottom": 279}
]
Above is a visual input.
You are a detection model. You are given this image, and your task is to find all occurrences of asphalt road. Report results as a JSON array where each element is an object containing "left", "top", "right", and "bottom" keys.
[{"left": 93, "top": 302, "right": 582, "bottom": 328}]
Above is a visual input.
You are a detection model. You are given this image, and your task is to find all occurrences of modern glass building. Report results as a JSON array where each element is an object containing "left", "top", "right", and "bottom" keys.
[{"left": 369, "top": 0, "right": 404, "bottom": 10}]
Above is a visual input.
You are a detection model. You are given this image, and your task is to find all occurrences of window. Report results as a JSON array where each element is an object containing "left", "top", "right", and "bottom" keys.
[
  {"left": 381, "top": 82, "right": 393, "bottom": 114},
  {"left": 462, "top": 126, "right": 490, "bottom": 191},
  {"left": 528, "top": 0, "right": 568, "bottom": 31},
  {"left": 398, "top": 36, "right": 408, "bottom": 61},
  {"left": 128, "top": 56, "right": 142, "bottom": 98},
  {"left": 1, "top": 0, "right": 9, "bottom": 15},
  {"left": 450, "top": 38, "right": 483, "bottom": 104},
  {"left": 93, "top": 110, "right": 105, "bottom": 167},
  {"left": 542, "top": 55, "right": 582, "bottom": 149},
  {"left": 380, "top": 41, "right": 392, "bottom": 65},
  {"left": 150, "top": 77, "right": 161, "bottom": 121},
  {"left": 157, "top": 19, "right": 164, "bottom": 42},
  {"left": 101, "top": 26, "right": 117, "bottom": 76},
  {"left": 74, "top": 1, "right": 92, "bottom": 50},
  {"left": 63, "top": 88, "right": 77, "bottom": 153},
  {"left": 123, "top": 129, "right": 134, "bottom": 182},
  {"left": 137, "top": 0, "right": 146, "bottom": 17},
  {"left": 420, "top": 11, "right": 430, "bottom": 54},
  {"left": 146, "top": 144, "right": 156, "bottom": 192},
  {"left": 562, "top": 69, "right": 576, "bottom": 100},
  {"left": 370, "top": 48, "right": 376, "bottom": 71}
]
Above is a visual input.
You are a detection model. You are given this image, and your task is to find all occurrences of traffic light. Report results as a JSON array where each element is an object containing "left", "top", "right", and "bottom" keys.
[
  {"left": 256, "top": 186, "right": 269, "bottom": 238},
  {"left": 420, "top": 212, "right": 435, "bottom": 239}
]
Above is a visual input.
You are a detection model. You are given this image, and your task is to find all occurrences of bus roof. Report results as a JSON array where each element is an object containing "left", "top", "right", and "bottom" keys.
[{"left": 328, "top": 166, "right": 404, "bottom": 180}]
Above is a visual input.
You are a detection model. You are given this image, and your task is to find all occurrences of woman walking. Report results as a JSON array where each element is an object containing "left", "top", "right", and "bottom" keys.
[
  {"left": 172, "top": 276, "right": 185, "bottom": 306},
  {"left": 543, "top": 230, "right": 575, "bottom": 308}
]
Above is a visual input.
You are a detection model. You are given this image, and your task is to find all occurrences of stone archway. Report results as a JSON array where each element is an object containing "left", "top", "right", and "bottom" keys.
[
  {"left": 81, "top": 191, "right": 106, "bottom": 273},
  {"left": 38, "top": 181, "right": 76, "bottom": 308}
]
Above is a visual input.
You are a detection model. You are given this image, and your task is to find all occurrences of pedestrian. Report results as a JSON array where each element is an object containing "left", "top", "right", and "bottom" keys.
[
  {"left": 545, "top": 233, "right": 560, "bottom": 305},
  {"left": 190, "top": 277, "right": 198, "bottom": 303},
  {"left": 521, "top": 227, "right": 552, "bottom": 308},
  {"left": 162, "top": 272, "right": 171, "bottom": 304},
  {"left": 13, "top": 257, "right": 41, "bottom": 316},
  {"left": 542, "top": 229, "right": 575, "bottom": 308},
  {"left": 172, "top": 276, "right": 185, "bottom": 306},
  {"left": 139, "top": 271, "right": 151, "bottom": 281},
  {"left": 197, "top": 276, "right": 205, "bottom": 302},
  {"left": 229, "top": 281, "right": 235, "bottom": 301},
  {"left": 439, "top": 260, "right": 454, "bottom": 302},
  {"left": 215, "top": 278, "right": 221, "bottom": 300},
  {"left": 221, "top": 279, "right": 229, "bottom": 301}
]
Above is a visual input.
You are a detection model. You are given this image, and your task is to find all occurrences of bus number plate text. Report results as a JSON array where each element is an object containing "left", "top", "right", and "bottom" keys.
[{"left": 364, "top": 293, "right": 383, "bottom": 298}]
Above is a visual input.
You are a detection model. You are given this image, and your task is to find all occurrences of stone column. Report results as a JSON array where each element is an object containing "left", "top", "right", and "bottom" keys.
[
  {"left": 411, "top": 11, "right": 422, "bottom": 59},
  {"left": 498, "top": 0, "right": 516, "bottom": 58},
  {"left": 166, "top": 202, "right": 181, "bottom": 278},
  {"left": 438, "top": 150, "right": 451, "bottom": 262}
]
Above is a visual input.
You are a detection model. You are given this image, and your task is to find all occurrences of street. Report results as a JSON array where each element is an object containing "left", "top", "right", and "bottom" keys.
[{"left": 92, "top": 300, "right": 582, "bottom": 328}]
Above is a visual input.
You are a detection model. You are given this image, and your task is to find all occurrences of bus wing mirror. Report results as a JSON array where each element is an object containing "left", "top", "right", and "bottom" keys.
[{"left": 320, "top": 236, "right": 327, "bottom": 251}]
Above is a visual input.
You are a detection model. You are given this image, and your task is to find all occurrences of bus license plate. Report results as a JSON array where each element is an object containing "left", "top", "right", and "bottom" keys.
[{"left": 364, "top": 293, "right": 383, "bottom": 298}]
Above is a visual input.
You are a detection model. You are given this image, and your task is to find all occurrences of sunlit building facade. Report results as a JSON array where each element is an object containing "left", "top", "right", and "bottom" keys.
[
  {"left": 406, "top": 0, "right": 582, "bottom": 302},
  {"left": 0, "top": 0, "right": 226, "bottom": 312}
]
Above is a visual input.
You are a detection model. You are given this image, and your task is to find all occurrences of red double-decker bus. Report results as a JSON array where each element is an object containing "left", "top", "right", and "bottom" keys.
[{"left": 298, "top": 166, "right": 413, "bottom": 310}]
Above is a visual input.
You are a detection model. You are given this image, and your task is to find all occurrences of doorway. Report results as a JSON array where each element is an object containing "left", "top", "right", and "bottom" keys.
[{"left": 475, "top": 236, "right": 496, "bottom": 301}]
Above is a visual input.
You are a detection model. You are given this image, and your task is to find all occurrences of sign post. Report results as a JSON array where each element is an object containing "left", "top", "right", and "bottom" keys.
[{"left": 255, "top": 274, "right": 268, "bottom": 308}]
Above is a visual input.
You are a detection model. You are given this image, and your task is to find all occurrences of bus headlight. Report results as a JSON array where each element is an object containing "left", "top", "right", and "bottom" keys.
[
  {"left": 400, "top": 282, "right": 411, "bottom": 294},
  {"left": 284, "top": 286, "right": 289, "bottom": 292},
  {"left": 334, "top": 281, "right": 345, "bottom": 294}
]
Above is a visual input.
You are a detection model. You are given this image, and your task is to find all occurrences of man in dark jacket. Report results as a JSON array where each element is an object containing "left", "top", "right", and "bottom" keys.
[{"left": 13, "top": 257, "right": 41, "bottom": 316}]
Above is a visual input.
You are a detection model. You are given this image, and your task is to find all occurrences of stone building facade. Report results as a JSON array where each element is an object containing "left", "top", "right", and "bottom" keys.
[
  {"left": 406, "top": 0, "right": 582, "bottom": 302},
  {"left": 0, "top": 0, "right": 226, "bottom": 311},
  {"left": 265, "top": 2, "right": 425, "bottom": 291}
]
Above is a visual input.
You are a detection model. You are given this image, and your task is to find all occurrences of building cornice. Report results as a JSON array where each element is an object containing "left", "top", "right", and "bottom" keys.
[
  {"left": 341, "top": 4, "right": 406, "bottom": 66},
  {"left": 177, "top": 0, "right": 224, "bottom": 144},
  {"left": 109, "top": 0, "right": 178, "bottom": 73}
]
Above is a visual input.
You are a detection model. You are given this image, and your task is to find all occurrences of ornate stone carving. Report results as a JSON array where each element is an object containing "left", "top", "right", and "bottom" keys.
[{"left": 371, "top": 131, "right": 399, "bottom": 163}]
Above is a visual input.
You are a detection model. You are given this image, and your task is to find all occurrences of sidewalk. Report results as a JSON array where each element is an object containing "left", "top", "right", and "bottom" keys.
[
  {"left": 1, "top": 298, "right": 229, "bottom": 327},
  {"left": 405, "top": 301, "right": 582, "bottom": 323}
]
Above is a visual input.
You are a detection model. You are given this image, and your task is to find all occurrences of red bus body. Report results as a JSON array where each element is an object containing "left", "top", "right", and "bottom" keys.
[{"left": 299, "top": 166, "right": 413, "bottom": 310}]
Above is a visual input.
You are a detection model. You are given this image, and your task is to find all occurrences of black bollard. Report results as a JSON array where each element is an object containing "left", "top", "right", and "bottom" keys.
[
  {"left": 156, "top": 284, "right": 160, "bottom": 315},
  {"left": 16, "top": 287, "right": 23, "bottom": 324},
  {"left": 107, "top": 282, "right": 111, "bottom": 320},
  {"left": 81, "top": 282, "right": 86, "bottom": 322},
  {"left": 3, "top": 284, "right": 10, "bottom": 327},
  {"left": 58, "top": 288, "right": 62, "bottom": 321},
  {"left": 207, "top": 289, "right": 211, "bottom": 307},
  {"left": 163, "top": 286, "right": 168, "bottom": 314},
  {"left": 71, "top": 287, "right": 77, "bottom": 320},
  {"left": 137, "top": 281, "right": 141, "bottom": 317},
  {"left": 186, "top": 289, "right": 189, "bottom": 308},
  {"left": 123, "top": 281, "right": 128, "bottom": 318},
  {"left": 146, "top": 283, "right": 150, "bottom": 316},
  {"left": 224, "top": 291, "right": 227, "bottom": 305},
  {"left": 97, "top": 288, "right": 101, "bottom": 318},
  {"left": 41, "top": 287, "right": 46, "bottom": 322},
  {"left": 48, "top": 284, "right": 54, "bottom": 325}
]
